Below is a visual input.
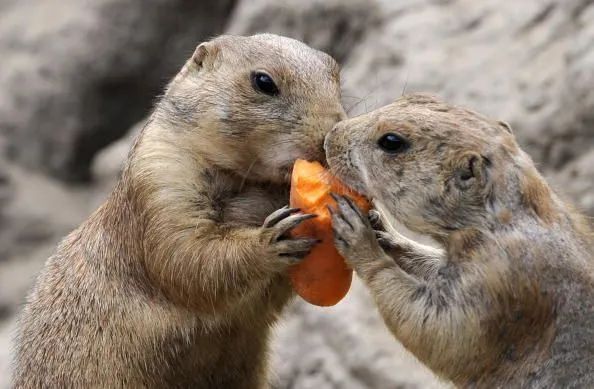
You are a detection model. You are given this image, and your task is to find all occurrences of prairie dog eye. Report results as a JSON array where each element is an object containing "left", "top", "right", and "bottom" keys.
[
  {"left": 378, "top": 133, "right": 409, "bottom": 154},
  {"left": 251, "top": 71, "right": 279, "bottom": 96}
]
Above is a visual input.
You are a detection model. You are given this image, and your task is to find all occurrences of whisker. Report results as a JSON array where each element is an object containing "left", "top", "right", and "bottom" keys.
[
  {"left": 270, "top": 138, "right": 300, "bottom": 147},
  {"left": 401, "top": 71, "right": 410, "bottom": 97},
  {"left": 346, "top": 95, "right": 371, "bottom": 115},
  {"left": 239, "top": 158, "right": 258, "bottom": 192},
  {"left": 345, "top": 71, "right": 406, "bottom": 115}
]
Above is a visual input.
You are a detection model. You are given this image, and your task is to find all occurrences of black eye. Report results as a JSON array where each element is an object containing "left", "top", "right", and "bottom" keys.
[
  {"left": 251, "top": 71, "right": 279, "bottom": 96},
  {"left": 378, "top": 133, "right": 409, "bottom": 154}
]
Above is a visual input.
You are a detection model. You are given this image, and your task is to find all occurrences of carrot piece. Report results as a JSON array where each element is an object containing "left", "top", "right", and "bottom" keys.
[{"left": 289, "top": 159, "right": 370, "bottom": 306}]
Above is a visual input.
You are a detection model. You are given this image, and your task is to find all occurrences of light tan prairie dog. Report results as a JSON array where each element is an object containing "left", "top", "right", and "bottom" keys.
[
  {"left": 325, "top": 94, "right": 594, "bottom": 388},
  {"left": 13, "top": 34, "right": 346, "bottom": 388}
]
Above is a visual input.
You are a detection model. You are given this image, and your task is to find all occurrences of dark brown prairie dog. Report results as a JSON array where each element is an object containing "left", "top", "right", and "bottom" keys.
[
  {"left": 325, "top": 94, "right": 594, "bottom": 388},
  {"left": 13, "top": 34, "right": 345, "bottom": 388}
]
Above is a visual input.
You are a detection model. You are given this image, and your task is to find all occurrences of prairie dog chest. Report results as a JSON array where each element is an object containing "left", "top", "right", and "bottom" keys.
[
  {"left": 201, "top": 168, "right": 288, "bottom": 226},
  {"left": 223, "top": 185, "right": 287, "bottom": 226}
]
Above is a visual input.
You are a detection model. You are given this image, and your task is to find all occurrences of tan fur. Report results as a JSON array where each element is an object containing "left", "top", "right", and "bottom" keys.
[
  {"left": 13, "top": 34, "right": 345, "bottom": 388},
  {"left": 519, "top": 164, "right": 558, "bottom": 225},
  {"left": 326, "top": 94, "right": 594, "bottom": 388}
]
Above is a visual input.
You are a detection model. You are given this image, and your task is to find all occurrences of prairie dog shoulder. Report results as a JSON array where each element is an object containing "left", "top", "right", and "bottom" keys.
[{"left": 326, "top": 94, "right": 594, "bottom": 388}]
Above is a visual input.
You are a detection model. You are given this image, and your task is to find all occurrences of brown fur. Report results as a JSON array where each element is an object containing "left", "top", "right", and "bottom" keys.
[
  {"left": 13, "top": 34, "right": 345, "bottom": 388},
  {"left": 519, "top": 165, "right": 558, "bottom": 225},
  {"left": 326, "top": 94, "right": 594, "bottom": 388}
]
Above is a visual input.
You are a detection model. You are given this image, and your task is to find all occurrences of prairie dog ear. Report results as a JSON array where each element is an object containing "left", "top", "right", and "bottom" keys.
[
  {"left": 498, "top": 120, "right": 513, "bottom": 134},
  {"left": 192, "top": 41, "right": 219, "bottom": 69},
  {"left": 453, "top": 152, "right": 488, "bottom": 190}
]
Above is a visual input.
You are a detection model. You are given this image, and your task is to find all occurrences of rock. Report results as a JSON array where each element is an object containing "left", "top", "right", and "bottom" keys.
[
  {"left": 0, "top": 162, "right": 11, "bottom": 217},
  {"left": 342, "top": 0, "right": 594, "bottom": 185},
  {"left": 552, "top": 149, "right": 594, "bottom": 216},
  {"left": 0, "top": 156, "right": 15, "bottom": 262},
  {"left": 0, "top": 0, "right": 235, "bottom": 182},
  {"left": 227, "top": 0, "right": 379, "bottom": 64},
  {"left": 0, "top": 158, "right": 116, "bottom": 340},
  {"left": 271, "top": 279, "right": 447, "bottom": 388},
  {"left": 0, "top": 318, "right": 16, "bottom": 389}
]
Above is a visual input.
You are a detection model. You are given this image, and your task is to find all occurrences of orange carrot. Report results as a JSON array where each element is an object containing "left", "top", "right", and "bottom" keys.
[{"left": 289, "top": 159, "right": 370, "bottom": 306}]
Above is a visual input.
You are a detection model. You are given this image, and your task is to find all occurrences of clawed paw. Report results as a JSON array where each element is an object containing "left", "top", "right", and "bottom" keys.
[
  {"left": 262, "top": 206, "right": 320, "bottom": 265},
  {"left": 328, "top": 194, "right": 381, "bottom": 264}
]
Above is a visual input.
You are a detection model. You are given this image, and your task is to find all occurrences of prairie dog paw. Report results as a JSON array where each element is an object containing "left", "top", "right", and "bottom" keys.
[
  {"left": 261, "top": 206, "right": 320, "bottom": 267},
  {"left": 329, "top": 195, "right": 382, "bottom": 266}
]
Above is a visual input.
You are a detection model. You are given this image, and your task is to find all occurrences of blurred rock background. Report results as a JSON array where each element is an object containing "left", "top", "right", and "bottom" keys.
[{"left": 1, "top": 0, "right": 592, "bottom": 387}]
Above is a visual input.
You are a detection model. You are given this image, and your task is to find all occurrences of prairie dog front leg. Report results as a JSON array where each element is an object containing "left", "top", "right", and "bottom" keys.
[
  {"left": 370, "top": 207, "right": 444, "bottom": 280},
  {"left": 331, "top": 196, "right": 489, "bottom": 378}
]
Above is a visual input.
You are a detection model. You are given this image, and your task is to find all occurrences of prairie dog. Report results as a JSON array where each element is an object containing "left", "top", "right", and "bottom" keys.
[
  {"left": 325, "top": 94, "right": 594, "bottom": 387},
  {"left": 13, "top": 34, "right": 345, "bottom": 388}
]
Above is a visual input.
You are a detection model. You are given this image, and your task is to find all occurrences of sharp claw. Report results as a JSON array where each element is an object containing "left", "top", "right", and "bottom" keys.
[
  {"left": 332, "top": 194, "right": 350, "bottom": 215},
  {"left": 334, "top": 235, "right": 348, "bottom": 248},
  {"left": 280, "top": 252, "right": 308, "bottom": 258},
  {"left": 331, "top": 193, "right": 345, "bottom": 207},
  {"left": 281, "top": 207, "right": 301, "bottom": 217},
  {"left": 343, "top": 195, "right": 354, "bottom": 207},
  {"left": 264, "top": 206, "right": 302, "bottom": 227},
  {"left": 342, "top": 195, "right": 366, "bottom": 222},
  {"left": 343, "top": 195, "right": 359, "bottom": 212},
  {"left": 275, "top": 213, "right": 317, "bottom": 240},
  {"left": 338, "top": 210, "right": 354, "bottom": 229},
  {"left": 287, "top": 213, "right": 317, "bottom": 227},
  {"left": 278, "top": 237, "right": 319, "bottom": 260},
  {"left": 331, "top": 226, "right": 341, "bottom": 239},
  {"left": 292, "top": 252, "right": 310, "bottom": 259},
  {"left": 369, "top": 210, "right": 381, "bottom": 227}
]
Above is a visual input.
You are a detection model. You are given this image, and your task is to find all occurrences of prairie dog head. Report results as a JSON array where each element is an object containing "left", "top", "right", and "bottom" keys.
[
  {"left": 153, "top": 33, "right": 345, "bottom": 184},
  {"left": 325, "top": 94, "right": 554, "bottom": 239}
]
